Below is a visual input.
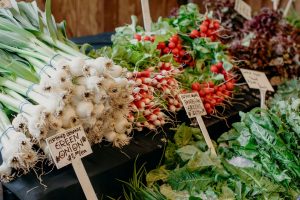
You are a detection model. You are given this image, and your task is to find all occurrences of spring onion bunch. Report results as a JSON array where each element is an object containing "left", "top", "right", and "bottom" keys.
[
  {"left": 0, "top": 104, "right": 39, "bottom": 182},
  {"left": 0, "top": 0, "right": 133, "bottom": 180}
]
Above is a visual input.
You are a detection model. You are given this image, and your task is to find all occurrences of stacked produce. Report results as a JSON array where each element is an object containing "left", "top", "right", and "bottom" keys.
[
  {"left": 0, "top": 1, "right": 133, "bottom": 181},
  {"left": 90, "top": 3, "right": 238, "bottom": 129},
  {"left": 205, "top": 1, "right": 300, "bottom": 84},
  {"left": 122, "top": 79, "right": 300, "bottom": 199}
]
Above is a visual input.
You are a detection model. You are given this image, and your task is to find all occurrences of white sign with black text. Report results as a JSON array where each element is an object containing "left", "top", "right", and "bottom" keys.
[
  {"left": 241, "top": 68, "right": 274, "bottom": 109},
  {"left": 179, "top": 93, "right": 216, "bottom": 156},
  {"left": 234, "top": 0, "right": 252, "bottom": 20},
  {"left": 46, "top": 126, "right": 97, "bottom": 200}
]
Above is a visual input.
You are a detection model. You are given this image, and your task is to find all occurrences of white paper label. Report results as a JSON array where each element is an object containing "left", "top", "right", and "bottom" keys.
[
  {"left": 46, "top": 125, "right": 92, "bottom": 169},
  {"left": 234, "top": 0, "right": 252, "bottom": 20},
  {"left": 240, "top": 69, "right": 274, "bottom": 92},
  {"left": 179, "top": 92, "right": 206, "bottom": 118},
  {"left": 0, "top": 0, "right": 11, "bottom": 8}
]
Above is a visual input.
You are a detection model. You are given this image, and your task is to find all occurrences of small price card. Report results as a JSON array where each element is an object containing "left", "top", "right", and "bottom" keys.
[
  {"left": 179, "top": 93, "right": 216, "bottom": 156},
  {"left": 46, "top": 125, "right": 92, "bottom": 169},
  {"left": 0, "top": 0, "right": 11, "bottom": 8},
  {"left": 235, "top": 0, "right": 252, "bottom": 20},
  {"left": 179, "top": 92, "right": 206, "bottom": 118},
  {"left": 240, "top": 69, "right": 274, "bottom": 92}
]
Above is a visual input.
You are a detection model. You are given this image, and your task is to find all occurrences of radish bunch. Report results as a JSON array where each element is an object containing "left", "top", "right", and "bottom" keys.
[
  {"left": 189, "top": 18, "right": 220, "bottom": 41},
  {"left": 127, "top": 70, "right": 165, "bottom": 130},
  {"left": 157, "top": 34, "right": 194, "bottom": 67},
  {"left": 154, "top": 62, "right": 183, "bottom": 112},
  {"left": 191, "top": 75, "right": 236, "bottom": 114}
]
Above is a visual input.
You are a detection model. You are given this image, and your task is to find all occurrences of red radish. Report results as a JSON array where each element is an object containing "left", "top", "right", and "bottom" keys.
[
  {"left": 190, "top": 30, "right": 199, "bottom": 38},
  {"left": 179, "top": 50, "right": 185, "bottom": 57},
  {"left": 204, "top": 103, "right": 211, "bottom": 110},
  {"left": 135, "top": 101, "right": 145, "bottom": 109},
  {"left": 150, "top": 36, "right": 155, "bottom": 42},
  {"left": 163, "top": 47, "right": 170, "bottom": 54},
  {"left": 157, "top": 42, "right": 166, "bottom": 49},
  {"left": 169, "top": 105, "right": 176, "bottom": 112},
  {"left": 198, "top": 90, "right": 205, "bottom": 97},
  {"left": 169, "top": 36, "right": 179, "bottom": 43},
  {"left": 191, "top": 82, "right": 201, "bottom": 91},
  {"left": 173, "top": 100, "right": 179, "bottom": 106},
  {"left": 153, "top": 120, "right": 161, "bottom": 126},
  {"left": 203, "top": 20, "right": 210, "bottom": 27},
  {"left": 216, "top": 62, "right": 223, "bottom": 70},
  {"left": 135, "top": 78, "right": 142, "bottom": 85},
  {"left": 177, "top": 43, "right": 182, "bottom": 49},
  {"left": 143, "top": 35, "right": 151, "bottom": 41},
  {"left": 134, "top": 34, "right": 141, "bottom": 41},
  {"left": 213, "top": 21, "right": 220, "bottom": 29},
  {"left": 207, "top": 29, "right": 212, "bottom": 36},
  {"left": 210, "top": 65, "right": 218, "bottom": 73},
  {"left": 208, "top": 81, "right": 214, "bottom": 87},
  {"left": 147, "top": 114, "right": 157, "bottom": 121},
  {"left": 168, "top": 42, "right": 176, "bottom": 49},
  {"left": 200, "top": 25, "right": 208, "bottom": 33},
  {"left": 144, "top": 110, "right": 151, "bottom": 116},
  {"left": 172, "top": 48, "right": 179, "bottom": 55},
  {"left": 226, "top": 82, "right": 234, "bottom": 91},
  {"left": 141, "top": 70, "right": 151, "bottom": 77}
]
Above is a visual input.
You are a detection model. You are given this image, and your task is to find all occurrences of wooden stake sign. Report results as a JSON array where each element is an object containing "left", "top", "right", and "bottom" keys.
[
  {"left": 272, "top": 0, "right": 280, "bottom": 11},
  {"left": 140, "top": 0, "right": 152, "bottom": 32},
  {"left": 284, "top": 0, "right": 294, "bottom": 17},
  {"left": 234, "top": 0, "right": 252, "bottom": 20},
  {"left": 179, "top": 93, "right": 217, "bottom": 156},
  {"left": 0, "top": 0, "right": 12, "bottom": 8},
  {"left": 240, "top": 69, "right": 274, "bottom": 109},
  {"left": 46, "top": 125, "right": 97, "bottom": 200}
]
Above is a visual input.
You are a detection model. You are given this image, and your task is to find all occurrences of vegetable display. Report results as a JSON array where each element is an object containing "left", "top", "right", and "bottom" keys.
[
  {"left": 0, "top": 1, "right": 133, "bottom": 181},
  {"left": 205, "top": 1, "right": 300, "bottom": 84},
  {"left": 122, "top": 80, "right": 300, "bottom": 199},
  {"left": 90, "top": 3, "right": 238, "bottom": 130}
]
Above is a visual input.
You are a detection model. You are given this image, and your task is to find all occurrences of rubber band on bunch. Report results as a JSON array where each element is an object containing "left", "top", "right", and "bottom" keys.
[
  {"left": 49, "top": 54, "right": 60, "bottom": 67},
  {"left": 25, "top": 84, "right": 37, "bottom": 98},
  {"left": 18, "top": 101, "right": 31, "bottom": 113},
  {"left": 38, "top": 64, "right": 52, "bottom": 77}
]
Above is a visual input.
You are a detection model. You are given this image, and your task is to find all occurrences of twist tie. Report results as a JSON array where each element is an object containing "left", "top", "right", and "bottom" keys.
[{"left": 18, "top": 101, "right": 30, "bottom": 113}]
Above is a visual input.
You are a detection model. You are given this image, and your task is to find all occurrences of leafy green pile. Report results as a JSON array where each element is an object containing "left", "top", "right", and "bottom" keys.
[
  {"left": 123, "top": 121, "right": 299, "bottom": 199},
  {"left": 269, "top": 79, "right": 300, "bottom": 105}
]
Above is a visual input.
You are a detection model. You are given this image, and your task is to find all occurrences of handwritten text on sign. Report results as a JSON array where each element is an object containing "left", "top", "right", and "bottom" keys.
[
  {"left": 0, "top": 0, "right": 11, "bottom": 8},
  {"left": 46, "top": 125, "right": 92, "bottom": 169},
  {"left": 240, "top": 69, "right": 274, "bottom": 91},
  {"left": 179, "top": 93, "right": 206, "bottom": 118},
  {"left": 234, "top": 0, "right": 252, "bottom": 20}
]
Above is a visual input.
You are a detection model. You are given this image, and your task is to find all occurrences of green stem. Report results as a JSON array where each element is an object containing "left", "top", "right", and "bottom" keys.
[
  {"left": 39, "top": 34, "right": 88, "bottom": 58},
  {"left": 0, "top": 93, "right": 20, "bottom": 114},
  {"left": 0, "top": 43, "right": 49, "bottom": 62}
]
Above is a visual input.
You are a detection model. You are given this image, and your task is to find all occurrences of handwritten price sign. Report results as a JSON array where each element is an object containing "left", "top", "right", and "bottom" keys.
[
  {"left": 235, "top": 0, "right": 252, "bottom": 20},
  {"left": 46, "top": 125, "right": 92, "bottom": 169},
  {"left": 179, "top": 93, "right": 206, "bottom": 118},
  {"left": 0, "top": 0, "right": 11, "bottom": 8},
  {"left": 240, "top": 69, "right": 274, "bottom": 92},
  {"left": 179, "top": 93, "right": 216, "bottom": 155}
]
